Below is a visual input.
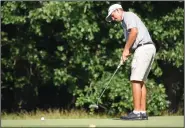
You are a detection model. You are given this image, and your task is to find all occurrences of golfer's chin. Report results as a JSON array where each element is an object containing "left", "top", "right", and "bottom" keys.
[{"left": 115, "top": 19, "right": 122, "bottom": 22}]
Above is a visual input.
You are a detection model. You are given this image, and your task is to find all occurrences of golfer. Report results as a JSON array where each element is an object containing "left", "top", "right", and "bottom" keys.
[{"left": 106, "top": 4, "right": 156, "bottom": 120}]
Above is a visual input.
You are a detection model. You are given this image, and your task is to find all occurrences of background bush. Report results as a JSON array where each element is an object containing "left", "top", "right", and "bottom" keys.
[
  {"left": 1, "top": 1, "right": 184, "bottom": 115},
  {"left": 74, "top": 59, "right": 169, "bottom": 116}
]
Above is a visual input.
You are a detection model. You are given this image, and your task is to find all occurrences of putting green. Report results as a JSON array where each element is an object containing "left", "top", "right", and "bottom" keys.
[{"left": 1, "top": 116, "right": 183, "bottom": 127}]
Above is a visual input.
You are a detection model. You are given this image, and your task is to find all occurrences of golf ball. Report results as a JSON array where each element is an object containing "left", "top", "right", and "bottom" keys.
[
  {"left": 41, "top": 117, "right": 45, "bottom": 121},
  {"left": 89, "top": 124, "right": 96, "bottom": 127}
]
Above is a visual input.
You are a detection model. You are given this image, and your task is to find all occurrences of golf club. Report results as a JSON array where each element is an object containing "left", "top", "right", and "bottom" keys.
[{"left": 89, "top": 58, "right": 124, "bottom": 109}]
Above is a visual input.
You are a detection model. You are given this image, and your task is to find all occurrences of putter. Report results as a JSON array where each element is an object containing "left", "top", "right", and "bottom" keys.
[{"left": 89, "top": 58, "right": 124, "bottom": 109}]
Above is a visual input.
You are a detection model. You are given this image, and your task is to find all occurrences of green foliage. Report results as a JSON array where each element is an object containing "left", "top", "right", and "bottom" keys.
[
  {"left": 1, "top": 1, "right": 183, "bottom": 114},
  {"left": 145, "top": 7, "right": 184, "bottom": 69},
  {"left": 146, "top": 81, "right": 169, "bottom": 115},
  {"left": 74, "top": 71, "right": 169, "bottom": 116}
]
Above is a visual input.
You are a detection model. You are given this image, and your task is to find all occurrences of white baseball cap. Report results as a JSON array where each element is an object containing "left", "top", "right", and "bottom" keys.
[{"left": 105, "top": 4, "right": 123, "bottom": 22}]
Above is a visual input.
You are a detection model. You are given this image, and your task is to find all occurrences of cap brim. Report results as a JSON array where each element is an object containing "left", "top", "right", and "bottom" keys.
[
  {"left": 105, "top": 14, "right": 112, "bottom": 22},
  {"left": 105, "top": 8, "right": 115, "bottom": 22}
]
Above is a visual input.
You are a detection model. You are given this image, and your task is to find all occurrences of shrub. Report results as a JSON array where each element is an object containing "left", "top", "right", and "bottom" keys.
[{"left": 74, "top": 71, "right": 169, "bottom": 116}]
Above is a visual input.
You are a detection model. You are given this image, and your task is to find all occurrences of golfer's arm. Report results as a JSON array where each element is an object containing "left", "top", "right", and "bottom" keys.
[{"left": 124, "top": 28, "right": 138, "bottom": 50}]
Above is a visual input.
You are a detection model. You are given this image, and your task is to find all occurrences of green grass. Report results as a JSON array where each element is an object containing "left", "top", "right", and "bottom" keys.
[
  {"left": 2, "top": 116, "right": 184, "bottom": 127},
  {"left": 2, "top": 109, "right": 112, "bottom": 120},
  {"left": 2, "top": 108, "right": 183, "bottom": 120},
  {"left": 161, "top": 106, "right": 184, "bottom": 116}
]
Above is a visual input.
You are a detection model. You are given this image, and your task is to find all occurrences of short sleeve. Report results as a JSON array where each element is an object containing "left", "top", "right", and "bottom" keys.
[{"left": 124, "top": 13, "right": 137, "bottom": 30}]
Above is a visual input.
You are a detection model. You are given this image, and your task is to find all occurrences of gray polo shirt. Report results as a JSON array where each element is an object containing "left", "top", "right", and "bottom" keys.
[{"left": 121, "top": 11, "right": 153, "bottom": 50}]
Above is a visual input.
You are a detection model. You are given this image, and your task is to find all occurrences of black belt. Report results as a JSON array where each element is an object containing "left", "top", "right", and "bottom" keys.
[{"left": 137, "top": 42, "right": 154, "bottom": 48}]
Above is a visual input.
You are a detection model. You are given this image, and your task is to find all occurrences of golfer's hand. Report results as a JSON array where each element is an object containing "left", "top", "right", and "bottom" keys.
[{"left": 122, "top": 49, "right": 131, "bottom": 62}]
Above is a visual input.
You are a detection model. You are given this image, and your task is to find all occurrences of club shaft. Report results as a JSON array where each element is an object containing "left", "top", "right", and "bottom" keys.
[{"left": 96, "top": 65, "right": 121, "bottom": 104}]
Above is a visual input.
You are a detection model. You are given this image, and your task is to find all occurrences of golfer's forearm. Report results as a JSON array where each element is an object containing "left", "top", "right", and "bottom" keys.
[{"left": 124, "top": 28, "right": 138, "bottom": 50}]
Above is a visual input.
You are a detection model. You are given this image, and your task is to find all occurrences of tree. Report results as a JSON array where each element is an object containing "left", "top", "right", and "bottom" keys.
[{"left": 1, "top": 1, "right": 184, "bottom": 115}]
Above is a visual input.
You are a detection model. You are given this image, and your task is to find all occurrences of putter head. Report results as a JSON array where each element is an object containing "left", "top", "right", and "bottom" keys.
[{"left": 89, "top": 104, "right": 99, "bottom": 109}]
